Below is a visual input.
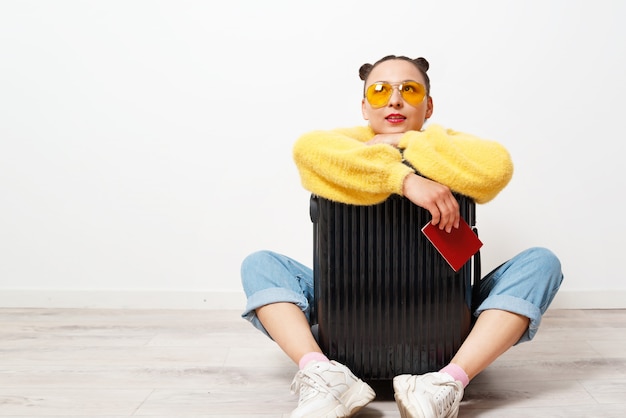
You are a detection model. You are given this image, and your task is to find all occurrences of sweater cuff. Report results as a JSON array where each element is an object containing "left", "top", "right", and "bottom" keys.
[
  {"left": 389, "top": 163, "right": 415, "bottom": 196},
  {"left": 398, "top": 130, "right": 421, "bottom": 149}
]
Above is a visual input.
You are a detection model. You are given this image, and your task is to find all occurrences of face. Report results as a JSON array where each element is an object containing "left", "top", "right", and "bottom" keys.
[{"left": 361, "top": 59, "right": 434, "bottom": 134}]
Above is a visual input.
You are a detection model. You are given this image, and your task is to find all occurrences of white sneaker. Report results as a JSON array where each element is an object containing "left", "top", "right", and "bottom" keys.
[
  {"left": 290, "top": 360, "right": 376, "bottom": 418},
  {"left": 393, "top": 372, "right": 464, "bottom": 418}
]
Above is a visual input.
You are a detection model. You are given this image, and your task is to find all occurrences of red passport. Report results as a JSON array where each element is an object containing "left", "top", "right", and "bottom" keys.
[{"left": 421, "top": 218, "right": 483, "bottom": 272}]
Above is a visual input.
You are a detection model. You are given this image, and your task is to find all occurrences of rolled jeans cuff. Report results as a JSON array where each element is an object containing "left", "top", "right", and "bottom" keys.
[
  {"left": 241, "top": 287, "right": 310, "bottom": 338},
  {"left": 475, "top": 294, "right": 542, "bottom": 344}
]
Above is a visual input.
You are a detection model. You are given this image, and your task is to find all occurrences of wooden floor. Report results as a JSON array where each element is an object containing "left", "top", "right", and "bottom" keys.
[{"left": 0, "top": 308, "right": 625, "bottom": 417}]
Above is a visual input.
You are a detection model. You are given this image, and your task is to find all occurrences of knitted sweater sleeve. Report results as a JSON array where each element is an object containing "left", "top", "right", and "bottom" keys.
[
  {"left": 399, "top": 124, "right": 514, "bottom": 203},
  {"left": 292, "top": 126, "right": 415, "bottom": 205}
]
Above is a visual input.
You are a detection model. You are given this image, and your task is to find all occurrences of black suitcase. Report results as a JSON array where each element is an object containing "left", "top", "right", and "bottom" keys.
[{"left": 310, "top": 193, "right": 480, "bottom": 381}]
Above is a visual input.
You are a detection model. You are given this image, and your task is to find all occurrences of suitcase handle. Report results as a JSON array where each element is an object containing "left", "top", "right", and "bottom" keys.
[
  {"left": 471, "top": 226, "right": 482, "bottom": 322},
  {"left": 310, "top": 195, "right": 319, "bottom": 223}
]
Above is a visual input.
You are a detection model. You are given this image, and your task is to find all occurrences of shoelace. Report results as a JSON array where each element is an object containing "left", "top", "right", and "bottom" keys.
[
  {"left": 290, "top": 368, "right": 343, "bottom": 403},
  {"left": 435, "top": 380, "right": 463, "bottom": 417}
]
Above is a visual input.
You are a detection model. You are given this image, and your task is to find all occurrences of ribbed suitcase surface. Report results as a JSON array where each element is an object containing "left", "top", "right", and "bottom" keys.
[{"left": 310, "top": 194, "right": 477, "bottom": 380}]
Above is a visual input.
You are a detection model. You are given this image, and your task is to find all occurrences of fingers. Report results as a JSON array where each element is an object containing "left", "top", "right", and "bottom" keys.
[
  {"left": 437, "top": 195, "right": 460, "bottom": 232},
  {"left": 403, "top": 174, "right": 460, "bottom": 233},
  {"left": 428, "top": 194, "right": 459, "bottom": 232},
  {"left": 428, "top": 204, "right": 441, "bottom": 227}
]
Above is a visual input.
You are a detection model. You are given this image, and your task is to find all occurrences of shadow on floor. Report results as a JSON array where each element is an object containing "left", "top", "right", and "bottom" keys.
[{"left": 367, "top": 379, "right": 395, "bottom": 401}]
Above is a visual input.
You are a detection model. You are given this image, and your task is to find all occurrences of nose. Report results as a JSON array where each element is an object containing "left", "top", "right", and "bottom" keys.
[{"left": 388, "top": 86, "right": 403, "bottom": 107}]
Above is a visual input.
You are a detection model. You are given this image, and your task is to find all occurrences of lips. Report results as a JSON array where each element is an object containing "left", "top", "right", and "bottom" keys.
[{"left": 386, "top": 114, "right": 406, "bottom": 124}]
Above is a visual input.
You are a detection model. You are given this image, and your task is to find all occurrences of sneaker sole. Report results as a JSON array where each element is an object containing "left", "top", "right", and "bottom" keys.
[
  {"left": 393, "top": 374, "right": 463, "bottom": 418},
  {"left": 341, "top": 380, "right": 376, "bottom": 416},
  {"left": 393, "top": 375, "right": 423, "bottom": 418}
]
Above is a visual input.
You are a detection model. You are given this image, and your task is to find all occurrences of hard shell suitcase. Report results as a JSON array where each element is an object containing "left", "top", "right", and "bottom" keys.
[{"left": 310, "top": 193, "right": 480, "bottom": 381}]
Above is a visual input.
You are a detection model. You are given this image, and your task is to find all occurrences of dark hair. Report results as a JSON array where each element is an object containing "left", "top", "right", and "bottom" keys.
[{"left": 359, "top": 55, "right": 431, "bottom": 96}]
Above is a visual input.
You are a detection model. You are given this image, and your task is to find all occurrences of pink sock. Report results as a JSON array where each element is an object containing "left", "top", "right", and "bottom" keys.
[
  {"left": 298, "top": 352, "right": 330, "bottom": 369},
  {"left": 440, "top": 363, "right": 470, "bottom": 388}
]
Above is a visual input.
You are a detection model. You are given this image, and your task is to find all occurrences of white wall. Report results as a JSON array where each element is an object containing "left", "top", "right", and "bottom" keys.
[{"left": 1, "top": 0, "right": 625, "bottom": 309}]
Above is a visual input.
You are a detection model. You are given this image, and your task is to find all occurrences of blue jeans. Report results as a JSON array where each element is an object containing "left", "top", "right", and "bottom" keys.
[{"left": 241, "top": 247, "right": 563, "bottom": 344}]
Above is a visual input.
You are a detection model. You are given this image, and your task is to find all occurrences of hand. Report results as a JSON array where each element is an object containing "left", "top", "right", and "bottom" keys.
[
  {"left": 402, "top": 173, "right": 460, "bottom": 232},
  {"left": 365, "top": 133, "right": 403, "bottom": 147}
]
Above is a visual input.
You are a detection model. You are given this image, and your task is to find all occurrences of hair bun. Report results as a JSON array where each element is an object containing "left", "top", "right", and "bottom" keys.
[
  {"left": 414, "top": 57, "right": 429, "bottom": 72},
  {"left": 359, "top": 63, "right": 373, "bottom": 81}
]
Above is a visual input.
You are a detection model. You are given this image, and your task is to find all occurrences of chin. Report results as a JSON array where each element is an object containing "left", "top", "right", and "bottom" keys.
[{"left": 382, "top": 125, "right": 411, "bottom": 134}]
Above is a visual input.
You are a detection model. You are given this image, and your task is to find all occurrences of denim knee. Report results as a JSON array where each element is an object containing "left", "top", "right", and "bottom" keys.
[
  {"left": 476, "top": 247, "right": 564, "bottom": 343},
  {"left": 240, "top": 250, "right": 314, "bottom": 336}
]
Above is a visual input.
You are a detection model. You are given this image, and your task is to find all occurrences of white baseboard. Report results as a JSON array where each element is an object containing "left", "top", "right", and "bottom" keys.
[
  {"left": 0, "top": 289, "right": 624, "bottom": 310},
  {"left": 549, "top": 289, "right": 626, "bottom": 309}
]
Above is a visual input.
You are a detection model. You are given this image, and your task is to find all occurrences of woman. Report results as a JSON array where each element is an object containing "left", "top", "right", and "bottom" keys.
[{"left": 241, "top": 55, "right": 563, "bottom": 418}]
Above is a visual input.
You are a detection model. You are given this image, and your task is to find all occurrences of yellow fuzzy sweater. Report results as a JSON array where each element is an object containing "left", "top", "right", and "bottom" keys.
[{"left": 292, "top": 124, "right": 513, "bottom": 205}]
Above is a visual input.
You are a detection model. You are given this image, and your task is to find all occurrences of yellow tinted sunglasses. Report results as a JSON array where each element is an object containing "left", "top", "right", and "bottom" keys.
[{"left": 365, "top": 81, "right": 427, "bottom": 108}]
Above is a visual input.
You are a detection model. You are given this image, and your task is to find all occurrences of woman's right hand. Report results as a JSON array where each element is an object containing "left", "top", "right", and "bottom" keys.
[{"left": 402, "top": 173, "right": 460, "bottom": 232}]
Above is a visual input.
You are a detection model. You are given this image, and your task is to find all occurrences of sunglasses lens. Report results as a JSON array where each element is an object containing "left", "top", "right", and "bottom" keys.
[
  {"left": 366, "top": 82, "right": 426, "bottom": 108},
  {"left": 366, "top": 83, "right": 392, "bottom": 108},
  {"left": 400, "top": 81, "right": 426, "bottom": 106}
]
